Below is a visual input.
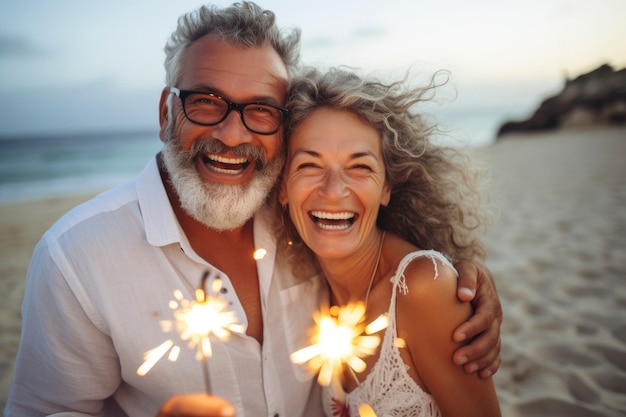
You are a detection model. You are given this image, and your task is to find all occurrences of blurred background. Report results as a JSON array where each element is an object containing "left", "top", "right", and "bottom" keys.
[{"left": 1, "top": 0, "right": 625, "bottom": 201}]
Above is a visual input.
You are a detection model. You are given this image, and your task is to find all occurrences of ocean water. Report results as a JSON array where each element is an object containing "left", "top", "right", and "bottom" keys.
[
  {"left": 0, "top": 110, "right": 512, "bottom": 204},
  {"left": 0, "top": 131, "right": 163, "bottom": 203}
]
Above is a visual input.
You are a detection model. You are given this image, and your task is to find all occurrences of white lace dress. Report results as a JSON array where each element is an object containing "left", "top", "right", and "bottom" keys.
[{"left": 322, "top": 250, "right": 456, "bottom": 417}]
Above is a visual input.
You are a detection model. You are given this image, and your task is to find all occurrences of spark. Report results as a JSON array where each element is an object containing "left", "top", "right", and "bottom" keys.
[
  {"left": 137, "top": 271, "right": 244, "bottom": 391},
  {"left": 290, "top": 302, "right": 388, "bottom": 395},
  {"left": 137, "top": 339, "right": 174, "bottom": 376},
  {"left": 253, "top": 248, "right": 267, "bottom": 260},
  {"left": 358, "top": 403, "right": 378, "bottom": 417}
]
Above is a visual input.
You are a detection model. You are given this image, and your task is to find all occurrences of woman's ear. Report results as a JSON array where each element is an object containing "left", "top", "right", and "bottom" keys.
[
  {"left": 278, "top": 181, "right": 288, "bottom": 206},
  {"left": 381, "top": 182, "right": 391, "bottom": 207},
  {"left": 158, "top": 87, "right": 171, "bottom": 142}
]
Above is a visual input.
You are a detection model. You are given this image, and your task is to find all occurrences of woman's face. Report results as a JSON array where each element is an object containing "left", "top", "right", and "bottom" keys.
[{"left": 280, "top": 108, "right": 391, "bottom": 260}]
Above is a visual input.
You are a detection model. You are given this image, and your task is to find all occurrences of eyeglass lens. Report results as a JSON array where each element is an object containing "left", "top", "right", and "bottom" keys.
[{"left": 183, "top": 92, "right": 283, "bottom": 134}]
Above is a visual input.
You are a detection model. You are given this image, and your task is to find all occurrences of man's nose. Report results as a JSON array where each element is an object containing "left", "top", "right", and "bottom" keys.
[{"left": 210, "top": 109, "right": 254, "bottom": 147}]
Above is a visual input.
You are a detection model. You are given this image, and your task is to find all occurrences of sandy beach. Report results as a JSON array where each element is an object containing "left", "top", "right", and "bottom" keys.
[
  {"left": 1, "top": 126, "right": 625, "bottom": 415},
  {"left": 479, "top": 126, "right": 626, "bottom": 416}
]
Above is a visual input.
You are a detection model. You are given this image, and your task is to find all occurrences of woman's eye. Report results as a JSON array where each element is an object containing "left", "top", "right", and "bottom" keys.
[
  {"left": 351, "top": 164, "right": 373, "bottom": 171},
  {"left": 296, "top": 163, "right": 320, "bottom": 170}
]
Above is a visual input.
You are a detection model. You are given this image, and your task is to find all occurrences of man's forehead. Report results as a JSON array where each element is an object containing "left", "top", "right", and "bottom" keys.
[{"left": 179, "top": 35, "right": 289, "bottom": 101}]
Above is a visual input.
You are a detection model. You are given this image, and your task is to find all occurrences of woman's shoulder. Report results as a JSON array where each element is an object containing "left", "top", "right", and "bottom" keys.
[
  {"left": 380, "top": 233, "right": 458, "bottom": 301},
  {"left": 390, "top": 242, "right": 469, "bottom": 339},
  {"left": 381, "top": 238, "right": 456, "bottom": 308},
  {"left": 386, "top": 233, "right": 456, "bottom": 281},
  {"left": 398, "top": 249, "right": 456, "bottom": 278}
]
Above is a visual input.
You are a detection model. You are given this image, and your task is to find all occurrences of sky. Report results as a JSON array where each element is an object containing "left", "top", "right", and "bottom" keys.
[{"left": 1, "top": 0, "right": 625, "bottom": 138}]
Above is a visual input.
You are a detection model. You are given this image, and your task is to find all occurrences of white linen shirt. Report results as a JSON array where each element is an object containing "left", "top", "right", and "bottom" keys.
[{"left": 6, "top": 156, "right": 325, "bottom": 417}]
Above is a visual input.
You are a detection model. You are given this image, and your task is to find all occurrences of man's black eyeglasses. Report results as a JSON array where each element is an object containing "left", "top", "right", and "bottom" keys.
[{"left": 169, "top": 87, "right": 288, "bottom": 135}]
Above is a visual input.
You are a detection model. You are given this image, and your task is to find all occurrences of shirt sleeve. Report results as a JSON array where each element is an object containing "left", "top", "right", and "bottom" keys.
[{"left": 5, "top": 235, "right": 123, "bottom": 416}]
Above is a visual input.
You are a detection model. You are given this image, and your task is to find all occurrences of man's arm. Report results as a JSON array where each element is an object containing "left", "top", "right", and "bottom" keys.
[
  {"left": 452, "top": 261, "right": 503, "bottom": 379},
  {"left": 6, "top": 239, "right": 121, "bottom": 416}
]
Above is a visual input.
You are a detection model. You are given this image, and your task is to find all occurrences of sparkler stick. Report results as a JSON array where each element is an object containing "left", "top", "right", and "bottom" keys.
[
  {"left": 137, "top": 270, "right": 245, "bottom": 393},
  {"left": 197, "top": 271, "right": 213, "bottom": 393}
]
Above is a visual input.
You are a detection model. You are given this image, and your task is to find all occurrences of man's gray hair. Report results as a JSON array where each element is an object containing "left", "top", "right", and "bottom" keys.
[{"left": 164, "top": 1, "right": 301, "bottom": 86}]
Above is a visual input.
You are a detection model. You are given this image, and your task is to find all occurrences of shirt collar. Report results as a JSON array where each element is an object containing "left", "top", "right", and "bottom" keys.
[
  {"left": 136, "top": 155, "right": 278, "bottom": 257},
  {"left": 136, "top": 155, "right": 182, "bottom": 247},
  {"left": 254, "top": 204, "right": 277, "bottom": 307}
]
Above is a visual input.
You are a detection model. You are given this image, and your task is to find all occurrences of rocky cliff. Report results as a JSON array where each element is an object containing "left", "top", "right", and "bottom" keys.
[{"left": 497, "top": 64, "right": 626, "bottom": 138}]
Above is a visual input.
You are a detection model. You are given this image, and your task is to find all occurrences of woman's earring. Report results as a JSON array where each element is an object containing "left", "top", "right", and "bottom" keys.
[{"left": 282, "top": 204, "right": 293, "bottom": 246}]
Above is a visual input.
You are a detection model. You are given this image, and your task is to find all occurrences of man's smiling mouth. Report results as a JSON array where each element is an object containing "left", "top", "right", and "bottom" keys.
[{"left": 202, "top": 154, "right": 250, "bottom": 174}]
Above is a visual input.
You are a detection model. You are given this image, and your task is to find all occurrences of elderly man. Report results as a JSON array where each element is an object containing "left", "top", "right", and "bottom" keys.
[{"left": 6, "top": 3, "right": 502, "bottom": 417}]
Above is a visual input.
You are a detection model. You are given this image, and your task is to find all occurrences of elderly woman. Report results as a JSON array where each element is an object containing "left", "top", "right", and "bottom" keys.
[{"left": 276, "top": 67, "right": 501, "bottom": 417}]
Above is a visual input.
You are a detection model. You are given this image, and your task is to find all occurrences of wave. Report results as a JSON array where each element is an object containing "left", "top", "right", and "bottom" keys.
[{"left": 0, "top": 131, "right": 162, "bottom": 203}]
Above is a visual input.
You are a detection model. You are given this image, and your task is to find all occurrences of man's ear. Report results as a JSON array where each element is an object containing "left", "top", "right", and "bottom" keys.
[{"left": 158, "top": 87, "right": 171, "bottom": 142}]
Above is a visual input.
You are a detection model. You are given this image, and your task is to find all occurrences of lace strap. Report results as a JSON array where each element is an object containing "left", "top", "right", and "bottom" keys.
[
  {"left": 391, "top": 250, "right": 457, "bottom": 295},
  {"left": 384, "top": 250, "right": 458, "bottom": 352}
]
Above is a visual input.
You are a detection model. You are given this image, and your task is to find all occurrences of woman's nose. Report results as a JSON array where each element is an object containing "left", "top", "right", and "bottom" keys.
[{"left": 318, "top": 169, "right": 349, "bottom": 199}]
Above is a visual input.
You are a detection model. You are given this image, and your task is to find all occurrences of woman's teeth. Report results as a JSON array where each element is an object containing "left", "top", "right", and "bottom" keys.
[{"left": 310, "top": 211, "right": 355, "bottom": 230}]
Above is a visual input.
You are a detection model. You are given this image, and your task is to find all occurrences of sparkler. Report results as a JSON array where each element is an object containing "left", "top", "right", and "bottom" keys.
[
  {"left": 358, "top": 403, "right": 377, "bottom": 417},
  {"left": 137, "top": 270, "right": 245, "bottom": 392},
  {"left": 290, "top": 302, "right": 388, "bottom": 400}
]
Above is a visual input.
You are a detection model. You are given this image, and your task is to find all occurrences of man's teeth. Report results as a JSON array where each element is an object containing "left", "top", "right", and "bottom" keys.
[
  {"left": 204, "top": 154, "right": 249, "bottom": 174},
  {"left": 210, "top": 155, "right": 248, "bottom": 164},
  {"left": 310, "top": 211, "right": 355, "bottom": 230}
]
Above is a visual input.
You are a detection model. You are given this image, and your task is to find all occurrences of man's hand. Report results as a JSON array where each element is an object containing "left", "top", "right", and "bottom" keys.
[
  {"left": 156, "top": 393, "right": 236, "bottom": 417},
  {"left": 453, "top": 261, "right": 503, "bottom": 379}
]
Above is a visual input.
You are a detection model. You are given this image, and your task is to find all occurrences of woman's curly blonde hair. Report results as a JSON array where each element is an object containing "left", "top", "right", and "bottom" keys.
[{"left": 272, "top": 67, "right": 493, "bottom": 276}]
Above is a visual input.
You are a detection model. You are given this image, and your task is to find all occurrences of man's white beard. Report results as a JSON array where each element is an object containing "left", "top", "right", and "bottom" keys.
[{"left": 161, "top": 121, "right": 284, "bottom": 231}]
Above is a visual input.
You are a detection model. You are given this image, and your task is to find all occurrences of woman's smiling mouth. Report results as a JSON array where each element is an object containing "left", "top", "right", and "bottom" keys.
[{"left": 309, "top": 211, "right": 356, "bottom": 230}]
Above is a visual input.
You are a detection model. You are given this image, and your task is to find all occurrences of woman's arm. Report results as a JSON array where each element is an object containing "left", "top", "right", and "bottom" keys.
[{"left": 398, "top": 257, "right": 501, "bottom": 417}]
